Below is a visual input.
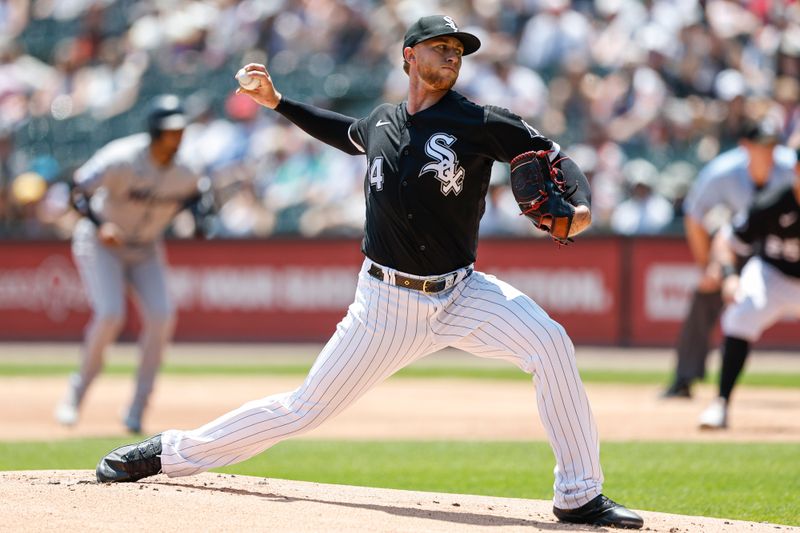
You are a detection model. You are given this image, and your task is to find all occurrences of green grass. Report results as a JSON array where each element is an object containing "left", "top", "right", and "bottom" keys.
[
  {"left": 1, "top": 439, "right": 798, "bottom": 526},
  {"left": 2, "top": 361, "right": 799, "bottom": 388}
]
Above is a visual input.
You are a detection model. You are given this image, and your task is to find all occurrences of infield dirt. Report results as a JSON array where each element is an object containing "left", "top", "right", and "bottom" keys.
[{"left": 1, "top": 376, "right": 800, "bottom": 442}]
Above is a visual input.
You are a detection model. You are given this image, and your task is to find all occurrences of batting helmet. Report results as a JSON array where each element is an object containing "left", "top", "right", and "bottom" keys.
[
  {"left": 738, "top": 115, "right": 782, "bottom": 145},
  {"left": 147, "top": 94, "right": 188, "bottom": 138}
]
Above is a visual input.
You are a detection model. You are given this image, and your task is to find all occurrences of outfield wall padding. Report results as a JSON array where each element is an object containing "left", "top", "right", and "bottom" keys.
[{"left": 0, "top": 238, "right": 797, "bottom": 347}]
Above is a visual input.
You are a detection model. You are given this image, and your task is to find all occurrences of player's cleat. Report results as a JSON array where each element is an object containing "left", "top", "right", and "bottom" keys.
[
  {"left": 122, "top": 404, "right": 144, "bottom": 434},
  {"left": 553, "top": 494, "right": 643, "bottom": 529},
  {"left": 54, "top": 402, "right": 79, "bottom": 426},
  {"left": 96, "top": 434, "right": 162, "bottom": 483},
  {"left": 124, "top": 419, "right": 142, "bottom": 434},
  {"left": 698, "top": 397, "right": 728, "bottom": 429},
  {"left": 123, "top": 413, "right": 143, "bottom": 434},
  {"left": 660, "top": 379, "right": 691, "bottom": 399},
  {"left": 55, "top": 382, "right": 81, "bottom": 426}
]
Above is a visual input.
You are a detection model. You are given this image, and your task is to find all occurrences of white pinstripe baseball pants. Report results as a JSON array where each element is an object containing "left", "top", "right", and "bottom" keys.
[{"left": 160, "top": 258, "right": 603, "bottom": 509}]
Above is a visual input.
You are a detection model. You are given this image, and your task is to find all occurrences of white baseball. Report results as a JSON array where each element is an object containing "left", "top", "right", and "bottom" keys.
[{"left": 236, "top": 68, "right": 260, "bottom": 91}]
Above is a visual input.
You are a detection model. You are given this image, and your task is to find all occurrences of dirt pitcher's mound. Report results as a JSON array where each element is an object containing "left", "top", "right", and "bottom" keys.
[{"left": 2, "top": 471, "right": 796, "bottom": 533}]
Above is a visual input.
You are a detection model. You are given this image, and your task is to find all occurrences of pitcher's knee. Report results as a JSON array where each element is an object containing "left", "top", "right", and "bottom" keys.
[{"left": 284, "top": 393, "right": 337, "bottom": 432}]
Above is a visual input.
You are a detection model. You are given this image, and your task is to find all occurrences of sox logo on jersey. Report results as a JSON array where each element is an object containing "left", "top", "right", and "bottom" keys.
[{"left": 420, "top": 133, "right": 465, "bottom": 196}]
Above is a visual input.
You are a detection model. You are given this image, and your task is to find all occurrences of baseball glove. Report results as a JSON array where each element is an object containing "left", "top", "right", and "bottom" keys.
[{"left": 510, "top": 150, "right": 576, "bottom": 245}]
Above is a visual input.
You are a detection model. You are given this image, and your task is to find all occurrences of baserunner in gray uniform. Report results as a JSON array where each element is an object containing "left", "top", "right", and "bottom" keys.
[
  {"left": 55, "top": 95, "right": 207, "bottom": 433},
  {"left": 661, "top": 117, "right": 796, "bottom": 398}
]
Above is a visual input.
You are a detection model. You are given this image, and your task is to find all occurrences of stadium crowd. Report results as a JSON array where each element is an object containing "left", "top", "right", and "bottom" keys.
[{"left": 1, "top": 0, "right": 799, "bottom": 239}]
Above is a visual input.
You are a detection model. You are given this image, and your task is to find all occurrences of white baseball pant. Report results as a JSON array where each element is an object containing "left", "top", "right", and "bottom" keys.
[
  {"left": 160, "top": 258, "right": 603, "bottom": 509},
  {"left": 722, "top": 256, "right": 800, "bottom": 342}
]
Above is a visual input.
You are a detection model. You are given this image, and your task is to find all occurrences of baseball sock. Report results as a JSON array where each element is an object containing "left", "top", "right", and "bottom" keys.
[{"left": 719, "top": 336, "right": 750, "bottom": 401}]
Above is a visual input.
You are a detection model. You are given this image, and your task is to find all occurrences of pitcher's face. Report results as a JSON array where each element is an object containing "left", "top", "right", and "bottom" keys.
[{"left": 410, "top": 36, "right": 464, "bottom": 91}]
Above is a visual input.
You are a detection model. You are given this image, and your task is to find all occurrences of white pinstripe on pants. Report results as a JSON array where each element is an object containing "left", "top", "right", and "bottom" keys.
[{"left": 160, "top": 258, "right": 603, "bottom": 509}]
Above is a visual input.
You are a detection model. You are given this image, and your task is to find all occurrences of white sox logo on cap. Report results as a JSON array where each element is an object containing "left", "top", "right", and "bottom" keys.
[{"left": 402, "top": 15, "right": 481, "bottom": 56}]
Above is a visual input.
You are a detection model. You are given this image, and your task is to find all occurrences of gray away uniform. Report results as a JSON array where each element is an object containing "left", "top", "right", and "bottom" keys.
[{"left": 61, "top": 133, "right": 201, "bottom": 431}]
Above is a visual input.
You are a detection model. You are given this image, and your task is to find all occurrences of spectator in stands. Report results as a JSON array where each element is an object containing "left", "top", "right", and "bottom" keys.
[
  {"left": 0, "top": 127, "right": 15, "bottom": 232},
  {"left": 215, "top": 179, "right": 275, "bottom": 238},
  {"left": 516, "top": 0, "right": 592, "bottom": 77},
  {"left": 10, "top": 171, "right": 47, "bottom": 232},
  {"left": 658, "top": 160, "right": 698, "bottom": 233},
  {"left": 479, "top": 164, "right": 536, "bottom": 237},
  {"left": 610, "top": 159, "right": 674, "bottom": 235},
  {"left": 0, "top": 0, "right": 29, "bottom": 39},
  {"left": 461, "top": 34, "right": 548, "bottom": 120},
  {"left": 578, "top": 123, "right": 627, "bottom": 230}
]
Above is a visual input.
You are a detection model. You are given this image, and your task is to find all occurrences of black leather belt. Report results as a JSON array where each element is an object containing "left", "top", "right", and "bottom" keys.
[{"left": 368, "top": 263, "right": 472, "bottom": 294}]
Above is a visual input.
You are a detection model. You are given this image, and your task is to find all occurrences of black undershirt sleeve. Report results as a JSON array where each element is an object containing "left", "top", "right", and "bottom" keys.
[{"left": 274, "top": 97, "right": 362, "bottom": 155}]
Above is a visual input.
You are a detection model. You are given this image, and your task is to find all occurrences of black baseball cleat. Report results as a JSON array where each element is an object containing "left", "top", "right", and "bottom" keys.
[
  {"left": 553, "top": 494, "right": 643, "bottom": 529},
  {"left": 660, "top": 379, "right": 692, "bottom": 399},
  {"left": 96, "top": 434, "right": 163, "bottom": 483}
]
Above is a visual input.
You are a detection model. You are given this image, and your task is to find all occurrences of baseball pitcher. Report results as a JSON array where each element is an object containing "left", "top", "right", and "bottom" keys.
[{"left": 94, "top": 17, "right": 642, "bottom": 529}]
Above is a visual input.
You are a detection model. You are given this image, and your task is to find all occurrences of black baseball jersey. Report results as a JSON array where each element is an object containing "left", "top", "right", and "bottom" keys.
[
  {"left": 276, "top": 90, "right": 590, "bottom": 275},
  {"left": 731, "top": 184, "right": 800, "bottom": 278}
]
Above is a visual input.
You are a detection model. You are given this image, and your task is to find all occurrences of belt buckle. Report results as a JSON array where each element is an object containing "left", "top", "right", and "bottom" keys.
[{"left": 422, "top": 279, "right": 434, "bottom": 294}]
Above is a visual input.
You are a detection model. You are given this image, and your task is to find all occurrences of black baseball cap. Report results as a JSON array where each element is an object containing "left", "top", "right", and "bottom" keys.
[
  {"left": 147, "top": 94, "right": 188, "bottom": 132},
  {"left": 403, "top": 15, "right": 481, "bottom": 56}
]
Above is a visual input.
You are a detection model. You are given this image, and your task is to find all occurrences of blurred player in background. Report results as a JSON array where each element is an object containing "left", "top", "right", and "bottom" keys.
[
  {"left": 661, "top": 117, "right": 796, "bottom": 398},
  {"left": 698, "top": 153, "right": 800, "bottom": 428},
  {"left": 55, "top": 94, "right": 211, "bottom": 433}
]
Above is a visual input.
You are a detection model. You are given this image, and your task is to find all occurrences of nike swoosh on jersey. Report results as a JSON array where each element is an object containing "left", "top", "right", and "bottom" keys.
[{"left": 376, "top": 120, "right": 391, "bottom": 127}]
